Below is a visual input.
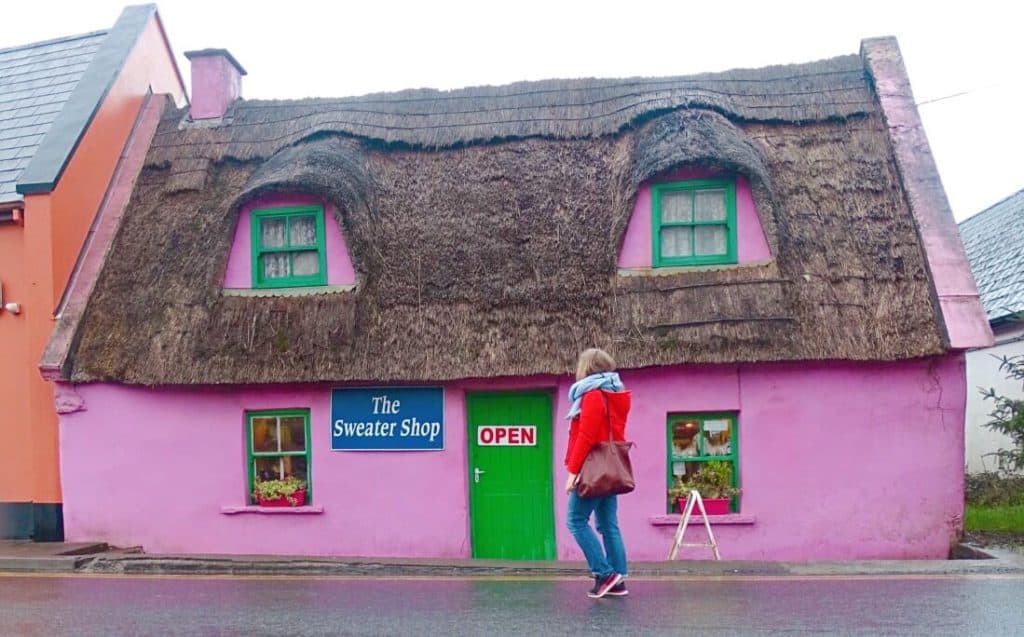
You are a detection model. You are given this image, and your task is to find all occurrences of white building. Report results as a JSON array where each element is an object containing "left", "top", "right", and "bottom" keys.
[{"left": 960, "top": 188, "right": 1024, "bottom": 473}]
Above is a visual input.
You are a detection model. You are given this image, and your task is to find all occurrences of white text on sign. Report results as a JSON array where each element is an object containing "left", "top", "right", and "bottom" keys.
[{"left": 477, "top": 425, "right": 537, "bottom": 446}]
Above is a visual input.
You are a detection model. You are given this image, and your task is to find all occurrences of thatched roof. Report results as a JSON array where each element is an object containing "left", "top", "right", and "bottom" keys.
[{"left": 63, "top": 48, "right": 947, "bottom": 385}]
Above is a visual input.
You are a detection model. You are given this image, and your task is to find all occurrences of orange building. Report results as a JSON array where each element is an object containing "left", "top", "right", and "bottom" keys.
[{"left": 0, "top": 5, "right": 185, "bottom": 540}]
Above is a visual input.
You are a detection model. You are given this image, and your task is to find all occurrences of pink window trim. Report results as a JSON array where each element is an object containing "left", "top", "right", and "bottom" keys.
[
  {"left": 617, "top": 167, "right": 771, "bottom": 269},
  {"left": 223, "top": 193, "right": 356, "bottom": 288}
]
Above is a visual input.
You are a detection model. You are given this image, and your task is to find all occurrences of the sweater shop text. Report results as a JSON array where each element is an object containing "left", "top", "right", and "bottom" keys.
[{"left": 331, "top": 387, "right": 444, "bottom": 451}]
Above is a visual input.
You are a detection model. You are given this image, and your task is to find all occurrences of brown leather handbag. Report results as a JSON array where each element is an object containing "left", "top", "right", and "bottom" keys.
[{"left": 576, "top": 394, "right": 635, "bottom": 498}]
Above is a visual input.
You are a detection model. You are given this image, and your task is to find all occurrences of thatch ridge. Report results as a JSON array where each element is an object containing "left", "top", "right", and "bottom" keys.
[
  {"left": 144, "top": 54, "right": 872, "bottom": 163},
  {"left": 65, "top": 51, "right": 945, "bottom": 384}
]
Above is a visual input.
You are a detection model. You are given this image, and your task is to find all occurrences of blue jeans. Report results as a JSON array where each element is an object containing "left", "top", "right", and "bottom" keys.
[{"left": 566, "top": 490, "right": 628, "bottom": 577}]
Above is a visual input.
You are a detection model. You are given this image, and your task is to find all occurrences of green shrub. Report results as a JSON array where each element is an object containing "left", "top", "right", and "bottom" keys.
[
  {"left": 980, "top": 352, "right": 1024, "bottom": 472},
  {"left": 965, "top": 472, "right": 1024, "bottom": 506}
]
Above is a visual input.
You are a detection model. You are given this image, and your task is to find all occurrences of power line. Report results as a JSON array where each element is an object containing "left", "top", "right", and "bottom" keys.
[
  {"left": 917, "top": 83, "right": 1009, "bottom": 107},
  {"left": 916, "top": 90, "right": 973, "bottom": 107}
]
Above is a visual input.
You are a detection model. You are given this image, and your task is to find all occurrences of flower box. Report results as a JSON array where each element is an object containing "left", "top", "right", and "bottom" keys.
[
  {"left": 257, "top": 489, "right": 307, "bottom": 507},
  {"left": 677, "top": 497, "right": 730, "bottom": 515}
]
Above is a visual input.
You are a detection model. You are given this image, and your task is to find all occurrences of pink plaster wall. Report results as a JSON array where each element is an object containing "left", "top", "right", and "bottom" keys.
[
  {"left": 60, "top": 355, "right": 965, "bottom": 560},
  {"left": 223, "top": 193, "right": 356, "bottom": 288},
  {"left": 618, "top": 167, "right": 771, "bottom": 269},
  {"left": 188, "top": 54, "right": 241, "bottom": 120}
]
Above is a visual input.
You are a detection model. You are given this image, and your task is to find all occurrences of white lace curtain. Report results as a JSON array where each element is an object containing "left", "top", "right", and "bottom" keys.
[
  {"left": 660, "top": 188, "right": 727, "bottom": 258},
  {"left": 260, "top": 215, "right": 320, "bottom": 279}
]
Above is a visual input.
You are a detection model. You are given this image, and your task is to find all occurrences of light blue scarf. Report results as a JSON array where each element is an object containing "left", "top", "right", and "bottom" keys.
[{"left": 565, "top": 372, "right": 624, "bottom": 420}]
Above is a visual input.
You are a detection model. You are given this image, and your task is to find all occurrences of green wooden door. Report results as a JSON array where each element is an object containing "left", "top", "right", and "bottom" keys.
[{"left": 467, "top": 391, "right": 555, "bottom": 560}]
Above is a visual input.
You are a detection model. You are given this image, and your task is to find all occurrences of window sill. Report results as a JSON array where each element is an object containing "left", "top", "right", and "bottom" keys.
[
  {"left": 222, "top": 285, "right": 355, "bottom": 298},
  {"left": 220, "top": 505, "right": 325, "bottom": 515},
  {"left": 649, "top": 513, "right": 755, "bottom": 526},
  {"left": 617, "top": 259, "right": 772, "bottom": 277}
]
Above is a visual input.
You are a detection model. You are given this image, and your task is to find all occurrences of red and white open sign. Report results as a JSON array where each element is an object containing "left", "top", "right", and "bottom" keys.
[{"left": 477, "top": 425, "right": 536, "bottom": 446}]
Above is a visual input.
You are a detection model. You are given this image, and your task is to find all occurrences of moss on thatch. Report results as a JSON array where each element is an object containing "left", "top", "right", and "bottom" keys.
[{"left": 66, "top": 52, "right": 944, "bottom": 385}]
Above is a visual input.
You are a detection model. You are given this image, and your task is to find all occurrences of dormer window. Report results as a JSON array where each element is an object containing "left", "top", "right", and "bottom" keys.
[
  {"left": 652, "top": 179, "right": 737, "bottom": 267},
  {"left": 251, "top": 205, "right": 327, "bottom": 288}
]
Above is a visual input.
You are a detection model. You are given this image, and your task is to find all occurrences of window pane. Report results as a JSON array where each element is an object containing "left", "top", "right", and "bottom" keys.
[
  {"left": 262, "top": 253, "right": 290, "bottom": 279},
  {"left": 702, "top": 418, "right": 732, "bottom": 456},
  {"left": 252, "top": 417, "right": 279, "bottom": 452},
  {"left": 254, "top": 456, "right": 308, "bottom": 482},
  {"left": 694, "top": 225, "right": 727, "bottom": 256},
  {"left": 280, "top": 417, "right": 306, "bottom": 452},
  {"left": 282, "top": 455, "right": 308, "bottom": 482},
  {"left": 260, "top": 218, "right": 287, "bottom": 248},
  {"left": 672, "top": 460, "right": 704, "bottom": 479},
  {"left": 661, "top": 190, "right": 692, "bottom": 222},
  {"left": 671, "top": 418, "right": 701, "bottom": 457},
  {"left": 661, "top": 226, "right": 692, "bottom": 258},
  {"left": 255, "top": 456, "right": 283, "bottom": 481},
  {"left": 694, "top": 189, "right": 726, "bottom": 221},
  {"left": 289, "top": 215, "right": 317, "bottom": 247},
  {"left": 291, "top": 251, "right": 320, "bottom": 277}
]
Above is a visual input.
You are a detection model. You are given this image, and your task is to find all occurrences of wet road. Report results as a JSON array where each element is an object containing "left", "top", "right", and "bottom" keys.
[{"left": 1, "top": 574, "right": 1022, "bottom": 636}]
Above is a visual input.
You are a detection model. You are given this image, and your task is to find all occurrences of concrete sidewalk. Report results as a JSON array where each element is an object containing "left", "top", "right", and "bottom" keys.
[
  {"left": 0, "top": 540, "right": 112, "bottom": 573},
  {"left": 2, "top": 540, "right": 1023, "bottom": 577}
]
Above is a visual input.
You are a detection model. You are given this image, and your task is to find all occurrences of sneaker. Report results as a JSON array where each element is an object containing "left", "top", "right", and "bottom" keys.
[
  {"left": 605, "top": 581, "right": 629, "bottom": 597},
  {"left": 587, "top": 572, "right": 623, "bottom": 599}
]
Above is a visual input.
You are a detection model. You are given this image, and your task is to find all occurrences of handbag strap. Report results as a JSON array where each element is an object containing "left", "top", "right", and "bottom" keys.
[
  {"left": 601, "top": 392, "right": 613, "bottom": 441},
  {"left": 600, "top": 391, "right": 635, "bottom": 449}
]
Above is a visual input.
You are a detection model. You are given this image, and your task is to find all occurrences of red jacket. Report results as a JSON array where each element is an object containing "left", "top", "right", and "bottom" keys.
[{"left": 564, "top": 389, "right": 631, "bottom": 474}]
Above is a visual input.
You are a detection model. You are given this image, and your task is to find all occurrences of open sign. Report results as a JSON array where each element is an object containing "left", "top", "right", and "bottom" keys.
[{"left": 477, "top": 425, "right": 536, "bottom": 446}]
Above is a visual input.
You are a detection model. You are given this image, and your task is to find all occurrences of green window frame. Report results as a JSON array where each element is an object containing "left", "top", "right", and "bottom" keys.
[
  {"left": 666, "top": 412, "right": 739, "bottom": 514},
  {"left": 250, "top": 205, "right": 327, "bottom": 288},
  {"left": 246, "top": 409, "right": 312, "bottom": 505},
  {"left": 652, "top": 179, "right": 737, "bottom": 267}
]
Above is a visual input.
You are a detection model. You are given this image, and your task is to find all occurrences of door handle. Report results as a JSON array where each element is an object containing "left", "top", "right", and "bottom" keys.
[{"left": 474, "top": 467, "right": 486, "bottom": 483}]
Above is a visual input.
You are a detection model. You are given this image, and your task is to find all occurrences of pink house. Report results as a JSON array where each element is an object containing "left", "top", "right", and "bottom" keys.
[{"left": 44, "top": 38, "right": 992, "bottom": 560}]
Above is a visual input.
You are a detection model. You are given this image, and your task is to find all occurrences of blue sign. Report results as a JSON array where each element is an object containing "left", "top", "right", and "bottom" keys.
[{"left": 331, "top": 387, "right": 444, "bottom": 451}]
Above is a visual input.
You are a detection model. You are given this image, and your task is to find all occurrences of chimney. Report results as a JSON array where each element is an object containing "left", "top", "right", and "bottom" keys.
[{"left": 184, "top": 49, "right": 246, "bottom": 120}]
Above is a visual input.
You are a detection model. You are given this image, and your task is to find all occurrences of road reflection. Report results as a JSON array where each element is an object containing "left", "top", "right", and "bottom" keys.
[{"left": 0, "top": 575, "right": 1021, "bottom": 635}]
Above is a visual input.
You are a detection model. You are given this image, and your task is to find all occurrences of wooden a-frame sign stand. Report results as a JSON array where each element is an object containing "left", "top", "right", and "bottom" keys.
[{"left": 667, "top": 489, "right": 721, "bottom": 560}]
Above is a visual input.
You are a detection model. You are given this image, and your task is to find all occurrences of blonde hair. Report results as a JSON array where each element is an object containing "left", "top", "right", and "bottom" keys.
[{"left": 575, "top": 348, "right": 616, "bottom": 380}]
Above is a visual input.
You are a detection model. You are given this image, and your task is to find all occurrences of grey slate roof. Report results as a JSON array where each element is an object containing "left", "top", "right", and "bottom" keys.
[
  {"left": 959, "top": 188, "right": 1024, "bottom": 322},
  {"left": 0, "top": 31, "right": 108, "bottom": 204}
]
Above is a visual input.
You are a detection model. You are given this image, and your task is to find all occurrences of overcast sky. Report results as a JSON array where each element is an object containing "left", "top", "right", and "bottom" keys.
[{"left": 4, "top": 0, "right": 1021, "bottom": 221}]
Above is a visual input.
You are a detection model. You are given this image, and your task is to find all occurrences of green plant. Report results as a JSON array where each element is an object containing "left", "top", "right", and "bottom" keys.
[
  {"left": 965, "top": 471, "right": 1024, "bottom": 507},
  {"left": 253, "top": 475, "right": 307, "bottom": 505},
  {"left": 668, "top": 460, "right": 739, "bottom": 501},
  {"left": 980, "top": 350, "right": 1024, "bottom": 473}
]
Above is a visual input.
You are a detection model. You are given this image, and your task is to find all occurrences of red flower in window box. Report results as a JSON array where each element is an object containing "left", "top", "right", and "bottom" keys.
[
  {"left": 253, "top": 477, "right": 307, "bottom": 507},
  {"left": 258, "top": 489, "right": 307, "bottom": 507}
]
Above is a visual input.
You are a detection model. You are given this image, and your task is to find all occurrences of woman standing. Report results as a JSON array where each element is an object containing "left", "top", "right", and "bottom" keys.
[{"left": 564, "top": 348, "right": 631, "bottom": 599}]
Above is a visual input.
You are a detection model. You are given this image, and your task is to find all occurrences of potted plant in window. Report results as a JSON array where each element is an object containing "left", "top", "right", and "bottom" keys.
[
  {"left": 668, "top": 461, "right": 738, "bottom": 515},
  {"left": 252, "top": 476, "right": 307, "bottom": 507}
]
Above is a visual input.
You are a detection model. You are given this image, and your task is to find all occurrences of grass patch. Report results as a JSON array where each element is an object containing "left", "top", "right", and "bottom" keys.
[{"left": 965, "top": 504, "right": 1024, "bottom": 533}]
